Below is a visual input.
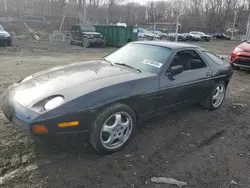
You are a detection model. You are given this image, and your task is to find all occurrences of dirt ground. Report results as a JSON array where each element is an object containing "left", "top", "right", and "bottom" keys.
[{"left": 0, "top": 39, "right": 250, "bottom": 188}]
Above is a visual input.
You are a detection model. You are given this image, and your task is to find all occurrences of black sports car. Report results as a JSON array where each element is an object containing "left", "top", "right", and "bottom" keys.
[{"left": 1, "top": 41, "right": 233, "bottom": 153}]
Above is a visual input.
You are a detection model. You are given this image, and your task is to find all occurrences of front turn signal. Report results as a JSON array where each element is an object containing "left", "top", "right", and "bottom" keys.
[
  {"left": 58, "top": 121, "right": 79, "bottom": 128},
  {"left": 32, "top": 124, "right": 48, "bottom": 134}
]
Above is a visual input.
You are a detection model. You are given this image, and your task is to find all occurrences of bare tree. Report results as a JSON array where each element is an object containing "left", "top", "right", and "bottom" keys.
[{"left": 107, "top": 0, "right": 125, "bottom": 23}]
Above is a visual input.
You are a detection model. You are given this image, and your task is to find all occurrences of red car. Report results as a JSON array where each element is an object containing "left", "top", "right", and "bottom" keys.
[{"left": 231, "top": 41, "right": 250, "bottom": 70}]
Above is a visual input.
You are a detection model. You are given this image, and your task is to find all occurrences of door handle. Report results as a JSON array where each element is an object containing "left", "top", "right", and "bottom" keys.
[{"left": 206, "top": 72, "right": 211, "bottom": 77}]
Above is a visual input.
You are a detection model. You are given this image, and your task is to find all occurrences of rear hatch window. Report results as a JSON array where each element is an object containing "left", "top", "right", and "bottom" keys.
[{"left": 203, "top": 51, "right": 227, "bottom": 65}]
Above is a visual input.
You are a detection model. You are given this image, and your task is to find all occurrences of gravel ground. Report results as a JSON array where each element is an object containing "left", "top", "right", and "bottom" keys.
[{"left": 1, "top": 39, "right": 250, "bottom": 188}]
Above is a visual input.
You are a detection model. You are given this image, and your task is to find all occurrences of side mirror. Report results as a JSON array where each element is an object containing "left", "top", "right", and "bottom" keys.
[
  {"left": 169, "top": 65, "right": 184, "bottom": 75},
  {"left": 166, "top": 65, "right": 184, "bottom": 80}
]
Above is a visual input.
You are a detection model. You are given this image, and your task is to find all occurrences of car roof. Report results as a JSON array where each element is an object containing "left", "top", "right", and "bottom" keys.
[{"left": 131, "top": 41, "right": 199, "bottom": 50}]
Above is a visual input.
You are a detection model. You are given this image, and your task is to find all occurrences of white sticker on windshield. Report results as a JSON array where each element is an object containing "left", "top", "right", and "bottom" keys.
[{"left": 142, "top": 59, "right": 163, "bottom": 68}]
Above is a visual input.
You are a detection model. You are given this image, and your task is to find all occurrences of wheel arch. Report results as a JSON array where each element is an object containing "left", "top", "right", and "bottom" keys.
[
  {"left": 81, "top": 35, "right": 89, "bottom": 40},
  {"left": 93, "top": 97, "right": 140, "bottom": 123},
  {"left": 214, "top": 76, "right": 229, "bottom": 88}
]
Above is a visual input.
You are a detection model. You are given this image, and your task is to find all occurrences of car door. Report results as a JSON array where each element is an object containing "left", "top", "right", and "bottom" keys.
[
  {"left": 70, "top": 25, "right": 77, "bottom": 40},
  {"left": 74, "top": 26, "right": 82, "bottom": 41},
  {"left": 157, "top": 49, "right": 214, "bottom": 112}
]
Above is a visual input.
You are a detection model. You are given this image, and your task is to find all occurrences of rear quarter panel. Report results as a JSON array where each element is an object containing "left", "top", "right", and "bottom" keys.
[{"left": 199, "top": 49, "right": 233, "bottom": 84}]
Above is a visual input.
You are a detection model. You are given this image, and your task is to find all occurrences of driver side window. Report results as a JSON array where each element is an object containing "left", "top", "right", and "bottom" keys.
[
  {"left": 169, "top": 50, "right": 206, "bottom": 71},
  {"left": 76, "top": 27, "right": 81, "bottom": 32}
]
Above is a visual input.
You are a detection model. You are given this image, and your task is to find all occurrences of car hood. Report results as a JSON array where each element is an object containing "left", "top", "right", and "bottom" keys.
[
  {"left": 9, "top": 61, "right": 146, "bottom": 107},
  {"left": 0, "top": 30, "right": 8, "bottom": 35},
  {"left": 238, "top": 42, "right": 250, "bottom": 53},
  {"left": 203, "top": 34, "right": 211, "bottom": 37}
]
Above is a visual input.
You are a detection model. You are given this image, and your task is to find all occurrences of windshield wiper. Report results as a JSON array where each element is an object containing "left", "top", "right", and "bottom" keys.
[
  {"left": 114, "top": 63, "right": 141, "bottom": 73},
  {"left": 100, "top": 58, "right": 113, "bottom": 66}
]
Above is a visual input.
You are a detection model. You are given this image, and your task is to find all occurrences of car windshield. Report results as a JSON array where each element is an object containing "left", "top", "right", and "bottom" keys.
[
  {"left": 80, "top": 25, "right": 95, "bottom": 32},
  {"left": 104, "top": 43, "right": 172, "bottom": 74},
  {"left": 191, "top": 32, "right": 199, "bottom": 35},
  {"left": 0, "top": 25, "right": 4, "bottom": 31}
]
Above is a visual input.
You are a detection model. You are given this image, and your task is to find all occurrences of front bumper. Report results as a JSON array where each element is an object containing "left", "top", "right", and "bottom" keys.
[
  {"left": 1, "top": 84, "right": 93, "bottom": 135},
  {"left": 89, "top": 38, "right": 106, "bottom": 46},
  {"left": 0, "top": 36, "right": 11, "bottom": 44},
  {"left": 231, "top": 51, "right": 250, "bottom": 68},
  {"left": 1, "top": 86, "right": 40, "bottom": 134}
]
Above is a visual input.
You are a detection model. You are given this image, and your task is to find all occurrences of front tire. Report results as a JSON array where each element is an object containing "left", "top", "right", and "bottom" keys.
[
  {"left": 200, "top": 81, "right": 226, "bottom": 110},
  {"left": 232, "top": 64, "right": 240, "bottom": 70},
  {"left": 7, "top": 41, "right": 12, "bottom": 46},
  {"left": 90, "top": 103, "right": 136, "bottom": 154},
  {"left": 101, "top": 40, "right": 106, "bottom": 48},
  {"left": 82, "top": 38, "right": 90, "bottom": 48}
]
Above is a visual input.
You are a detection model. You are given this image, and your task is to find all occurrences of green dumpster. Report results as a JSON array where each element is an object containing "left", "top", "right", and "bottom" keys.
[{"left": 95, "top": 25, "right": 138, "bottom": 47}]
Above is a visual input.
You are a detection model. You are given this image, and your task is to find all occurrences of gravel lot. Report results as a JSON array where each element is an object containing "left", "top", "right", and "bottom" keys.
[{"left": 1, "top": 39, "right": 250, "bottom": 188}]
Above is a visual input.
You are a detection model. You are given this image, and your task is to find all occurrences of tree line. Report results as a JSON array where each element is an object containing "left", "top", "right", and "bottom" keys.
[{"left": 0, "top": 0, "right": 249, "bottom": 33}]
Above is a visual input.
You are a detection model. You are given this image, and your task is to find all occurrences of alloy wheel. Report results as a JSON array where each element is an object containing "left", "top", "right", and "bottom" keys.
[
  {"left": 100, "top": 112, "right": 133, "bottom": 150},
  {"left": 212, "top": 84, "right": 225, "bottom": 108}
]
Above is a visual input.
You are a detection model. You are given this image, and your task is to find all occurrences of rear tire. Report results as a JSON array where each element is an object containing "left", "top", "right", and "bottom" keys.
[
  {"left": 89, "top": 103, "right": 136, "bottom": 154},
  {"left": 200, "top": 81, "right": 226, "bottom": 110},
  {"left": 67, "top": 35, "right": 73, "bottom": 45}
]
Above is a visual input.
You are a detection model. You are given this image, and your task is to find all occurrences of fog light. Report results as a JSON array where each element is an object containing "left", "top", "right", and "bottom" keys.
[{"left": 32, "top": 125, "right": 48, "bottom": 134}]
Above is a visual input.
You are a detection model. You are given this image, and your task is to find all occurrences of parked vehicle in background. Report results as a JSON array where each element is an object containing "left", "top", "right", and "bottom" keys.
[
  {"left": 66, "top": 24, "right": 106, "bottom": 48},
  {"left": 213, "top": 33, "right": 231, "bottom": 40},
  {"left": 190, "top": 31, "right": 211, "bottom": 42},
  {"left": 178, "top": 33, "right": 188, "bottom": 41},
  {"left": 138, "top": 28, "right": 155, "bottom": 40},
  {"left": 0, "top": 24, "right": 12, "bottom": 46},
  {"left": 181, "top": 33, "right": 199, "bottom": 41},
  {"left": 167, "top": 33, "right": 186, "bottom": 41},
  {"left": 181, "top": 33, "right": 191, "bottom": 40},
  {"left": 231, "top": 40, "right": 250, "bottom": 70},
  {"left": 177, "top": 33, "right": 187, "bottom": 41},
  {"left": 188, "top": 33, "right": 201, "bottom": 41},
  {"left": 149, "top": 30, "right": 167, "bottom": 39}
]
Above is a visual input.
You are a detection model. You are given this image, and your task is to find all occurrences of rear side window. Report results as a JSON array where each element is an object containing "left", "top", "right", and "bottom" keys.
[{"left": 203, "top": 51, "right": 225, "bottom": 65}]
